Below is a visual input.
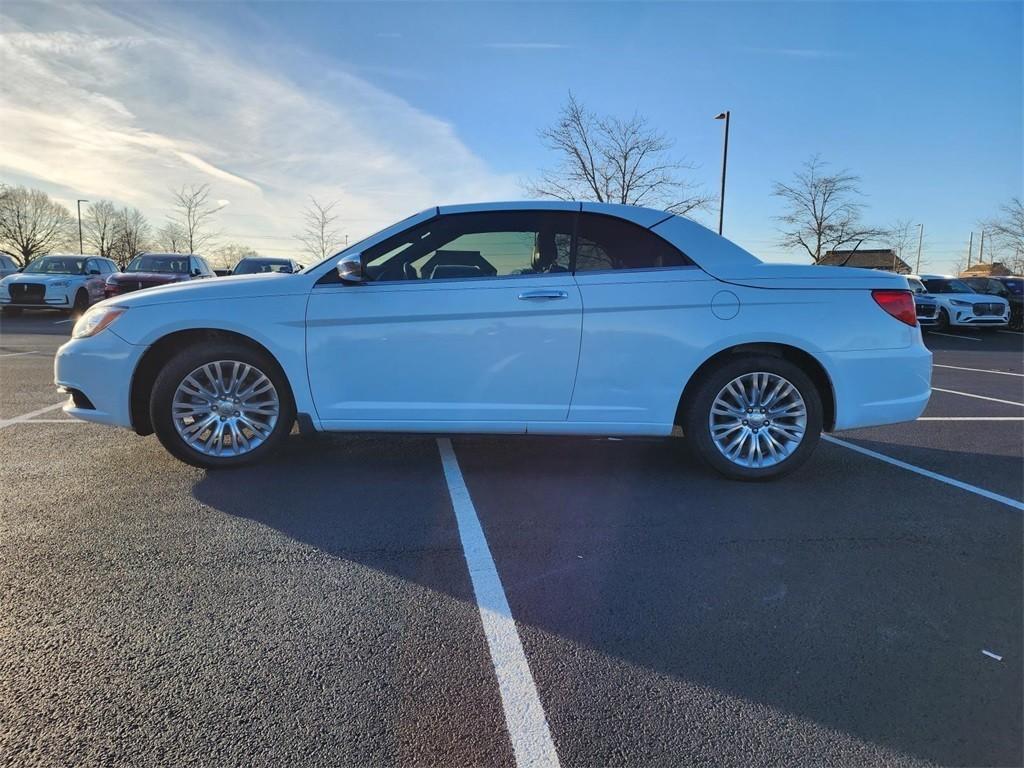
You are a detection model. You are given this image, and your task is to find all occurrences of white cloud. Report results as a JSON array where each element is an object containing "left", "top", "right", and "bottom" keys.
[{"left": 0, "top": 3, "right": 518, "bottom": 256}]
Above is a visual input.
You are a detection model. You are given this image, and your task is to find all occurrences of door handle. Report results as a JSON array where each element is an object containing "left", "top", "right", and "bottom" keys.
[{"left": 517, "top": 290, "right": 568, "bottom": 301}]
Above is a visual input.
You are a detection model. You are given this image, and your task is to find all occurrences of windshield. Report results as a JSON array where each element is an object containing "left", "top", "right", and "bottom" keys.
[
  {"left": 907, "top": 278, "right": 927, "bottom": 294},
  {"left": 125, "top": 255, "right": 190, "bottom": 274},
  {"left": 233, "top": 258, "right": 292, "bottom": 274},
  {"left": 923, "top": 278, "right": 975, "bottom": 294},
  {"left": 23, "top": 256, "right": 86, "bottom": 275}
]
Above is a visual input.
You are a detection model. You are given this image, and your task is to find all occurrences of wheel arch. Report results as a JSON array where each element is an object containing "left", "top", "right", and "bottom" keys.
[
  {"left": 674, "top": 342, "right": 836, "bottom": 432},
  {"left": 129, "top": 328, "right": 296, "bottom": 435}
]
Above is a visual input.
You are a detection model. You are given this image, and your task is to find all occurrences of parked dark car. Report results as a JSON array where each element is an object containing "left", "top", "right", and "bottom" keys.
[
  {"left": 105, "top": 253, "right": 215, "bottom": 298},
  {"left": 229, "top": 256, "right": 303, "bottom": 275},
  {"left": 963, "top": 276, "right": 1023, "bottom": 330},
  {"left": 907, "top": 277, "right": 939, "bottom": 327}
]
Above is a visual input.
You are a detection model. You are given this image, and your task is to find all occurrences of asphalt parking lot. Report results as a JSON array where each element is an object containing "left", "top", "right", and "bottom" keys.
[{"left": 1, "top": 313, "right": 1021, "bottom": 767}]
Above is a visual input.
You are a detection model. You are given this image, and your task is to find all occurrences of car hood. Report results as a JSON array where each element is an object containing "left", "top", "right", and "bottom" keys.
[
  {"left": 100, "top": 271, "right": 308, "bottom": 308},
  {"left": 1, "top": 272, "right": 83, "bottom": 285},
  {"left": 109, "top": 271, "right": 187, "bottom": 282}
]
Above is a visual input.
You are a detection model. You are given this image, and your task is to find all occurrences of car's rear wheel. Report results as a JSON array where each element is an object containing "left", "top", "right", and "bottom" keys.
[
  {"left": 150, "top": 342, "right": 295, "bottom": 469},
  {"left": 683, "top": 356, "right": 823, "bottom": 481}
]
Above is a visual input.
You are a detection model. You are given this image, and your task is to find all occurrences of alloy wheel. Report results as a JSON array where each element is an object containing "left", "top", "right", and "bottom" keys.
[
  {"left": 171, "top": 360, "right": 280, "bottom": 457},
  {"left": 708, "top": 371, "right": 808, "bottom": 468}
]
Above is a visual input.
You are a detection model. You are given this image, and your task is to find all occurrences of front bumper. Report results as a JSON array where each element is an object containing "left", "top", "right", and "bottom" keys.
[
  {"left": 948, "top": 308, "right": 1010, "bottom": 326},
  {"left": 0, "top": 295, "right": 71, "bottom": 308},
  {"left": 828, "top": 342, "right": 932, "bottom": 431},
  {"left": 54, "top": 329, "right": 143, "bottom": 428}
]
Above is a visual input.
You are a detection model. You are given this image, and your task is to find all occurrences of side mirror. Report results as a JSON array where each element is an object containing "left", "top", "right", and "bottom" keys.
[
  {"left": 336, "top": 252, "right": 364, "bottom": 284},
  {"left": 16, "top": 267, "right": 23, "bottom": 273},
  {"left": 191, "top": 269, "right": 201, "bottom": 276},
  {"left": 89, "top": 269, "right": 101, "bottom": 275}
]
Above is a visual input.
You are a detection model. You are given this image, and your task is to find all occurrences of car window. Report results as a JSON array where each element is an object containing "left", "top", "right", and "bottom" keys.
[
  {"left": 0, "top": 255, "right": 14, "bottom": 270},
  {"left": 907, "top": 278, "right": 927, "bottom": 294},
  {"left": 364, "top": 211, "right": 574, "bottom": 282},
  {"left": 575, "top": 213, "right": 692, "bottom": 272},
  {"left": 923, "top": 278, "right": 974, "bottom": 294}
]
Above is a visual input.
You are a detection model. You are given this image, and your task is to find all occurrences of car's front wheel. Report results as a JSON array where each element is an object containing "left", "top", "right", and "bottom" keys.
[
  {"left": 683, "top": 356, "right": 823, "bottom": 481},
  {"left": 935, "top": 307, "right": 950, "bottom": 331},
  {"left": 150, "top": 342, "right": 295, "bottom": 469}
]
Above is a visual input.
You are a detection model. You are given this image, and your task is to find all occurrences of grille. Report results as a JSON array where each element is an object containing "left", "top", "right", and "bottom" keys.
[
  {"left": 915, "top": 303, "right": 937, "bottom": 318},
  {"left": 9, "top": 283, "right": 45, "bottom": 303},
  {"left": 973, "top": 302, "right": 1004, "bottom": 316}
]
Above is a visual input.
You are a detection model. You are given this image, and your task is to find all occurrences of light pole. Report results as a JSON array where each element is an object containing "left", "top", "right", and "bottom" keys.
[
  {"left": 915, "top": 223, "right": 924, "bottom": 273},
  {"left": 714, "top": 111, "right": 730, "bottom": 236},
  {"left": 76, "top": 199, "right": 88, "bottom": 254}
]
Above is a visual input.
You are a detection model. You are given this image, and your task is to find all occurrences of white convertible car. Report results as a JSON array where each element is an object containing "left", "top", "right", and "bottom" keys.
[{"left": 55, "top": 202, "right": 932, "bottom": 480}]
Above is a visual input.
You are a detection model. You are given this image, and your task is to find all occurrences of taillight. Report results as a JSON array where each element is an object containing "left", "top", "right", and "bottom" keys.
[{"left": 872, "top": 289, "right": 917, "bottom": 327}]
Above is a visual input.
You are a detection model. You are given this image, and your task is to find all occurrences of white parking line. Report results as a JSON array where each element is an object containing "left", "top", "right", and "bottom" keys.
[
  {"left": 0, "top": 350, "right": 36, "bottom": 358},
  {"left": 0, "top": 402, "right": 65, "bottom": 428},
  {"left": 998, "top": 330, "right": 1022, "bottom": 336},
  {"left": 917, "top": 417, "right": 1024, "bottom": 421},
  {"left": 53, "top": 318, "right": 74, "bottom": 325},
  {"left": 21, "top": 418, "right": 83, "bottom": 424},
  {"left": 931, "top": 387, "right": 1023, "bottom": 407},
  {"left": 436, "top": 438, "right": 560, "bottom": 768},
  {"left": 934, "top": 364, "right": 1023, "bottom": 377},
  {"left": 823, "top": 435, "right": 1024, "bottom": 511},
  {"left": 928, "top": 332, "right": 981, "bottom": 341}
]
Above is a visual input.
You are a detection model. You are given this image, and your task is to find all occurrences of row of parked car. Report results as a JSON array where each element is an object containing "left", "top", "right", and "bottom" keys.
[
  {"left": 0, "top": 253, "right": 304, "bottom": 316},
  {"left": 909, "top": 274, "right": 1022, "bottom": 331}
]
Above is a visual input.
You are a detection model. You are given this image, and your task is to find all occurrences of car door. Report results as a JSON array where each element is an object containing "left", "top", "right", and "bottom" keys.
[
  {"left": 305, "top": 208, "right": 582, "bottom": 428},
  {"left": 83, "top": 259, "right": 106, "bottom": 302},
  {"left": 569, "top": 207, "right": 722, "bottom": 428}
]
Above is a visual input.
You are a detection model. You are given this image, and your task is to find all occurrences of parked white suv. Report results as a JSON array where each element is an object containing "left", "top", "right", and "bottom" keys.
[
  {"left": 916, "top": 274, "right": 1010, "bottom": 330},
  {"left": 0, "top": 254, "right": 117, "bottom": 316}
]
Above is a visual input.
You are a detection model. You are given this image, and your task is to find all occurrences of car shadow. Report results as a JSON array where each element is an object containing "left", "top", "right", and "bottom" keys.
[{"left": 192, "top": 432, "right": 1023, "bottom": 766}]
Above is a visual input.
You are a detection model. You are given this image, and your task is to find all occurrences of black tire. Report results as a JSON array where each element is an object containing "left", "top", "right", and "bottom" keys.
[
  {"left": 71, "top": 289, "right": 89, "bottom": 317},
  {"left": 1, "top": 307, "right": 22, "bottom": 317},
  {"left": 682, "top": 355, "right": 823, "bottom": 481},
  {"left": 935, "top": 307, "right": 950, "bottom": 332},
  {"left": 150, "top": 341, "right": 295, "bottom": 469}
]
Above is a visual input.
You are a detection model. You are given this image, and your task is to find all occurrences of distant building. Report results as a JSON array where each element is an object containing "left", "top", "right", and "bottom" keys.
[
  {"left": 819, "top": 248, "right": 910, "bottom": 274},
  {"left": 960, "top": 261, "right": 1012, "bottom": 277}
]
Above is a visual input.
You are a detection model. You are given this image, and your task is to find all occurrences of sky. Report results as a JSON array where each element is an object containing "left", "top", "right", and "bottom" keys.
[{"left": 0, "top": 0, "right": 1020, "bottom": 273}]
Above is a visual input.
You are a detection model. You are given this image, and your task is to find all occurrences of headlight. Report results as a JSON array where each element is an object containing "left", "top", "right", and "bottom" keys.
[
  {"left": 949, "top": 300, "right": 971, "bottom": 307},
  {"left": 72, "top": 306, "right": 127, "bottom": 339}
]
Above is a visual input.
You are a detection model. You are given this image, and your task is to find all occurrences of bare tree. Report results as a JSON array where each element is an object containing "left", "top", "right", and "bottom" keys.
[
  {"left": 155, "top": 222, "right": 188, "bottom": 253},
  {"left": 0, "top": 185, "right": 76, "bottom": 266},
  {"left": 169, "top": 184, "right": 220, "bottom": 254},
  {"left": 82, "top": 200, "right": 119, "bottom": 261},
  {"left": 886, "top": 218, "right": 916, "bottom": 273},
  {"left": 525, "top": 92, "right": 709, "bottom": 215},
  {"left": 210, "top": 242, "right": 258, "bottom": 271},
  {"left": 111, "top": 207, "right": 151, "bottom": 269},
  {"left": 772, "top": 155, "right": 885, "bottom": 263},
  {"left": 984, "top": 198, "right": 1024, "bottom": 273},
  {"left": 296, "top": 197, "right": 343, "bottom": 261}
]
